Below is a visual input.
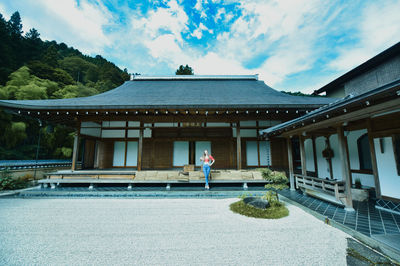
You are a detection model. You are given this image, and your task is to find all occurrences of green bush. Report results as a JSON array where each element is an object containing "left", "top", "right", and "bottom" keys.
[
  {"left": 230, "top": 200, "right": 289, "bottom": 219},
  {"left": 0, "top": 168, "right": 28, "bottom": 190},
  {"left": 259, "top": 168, "right": 289, "bottom": 202}
]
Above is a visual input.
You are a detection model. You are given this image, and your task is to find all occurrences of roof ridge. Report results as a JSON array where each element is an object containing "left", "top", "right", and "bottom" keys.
[{"left": 131, "top": 75, "right": 259, "bottom": 81}]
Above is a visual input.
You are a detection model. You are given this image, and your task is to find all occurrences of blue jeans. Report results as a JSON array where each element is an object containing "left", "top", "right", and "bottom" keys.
[{"left": 203, "top": 164, "right": 210, "bottom": 186}]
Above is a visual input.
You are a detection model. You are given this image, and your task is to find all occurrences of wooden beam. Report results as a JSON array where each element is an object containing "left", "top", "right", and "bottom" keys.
[
  {"left": 287, "top": 137, "right": 295, "bottom": 190},
  {"left": 71, "top": 130, "right": 80, "bottom": 171},
  {"left": 137, "top": 122, "right": 143, "bottom": 171},
  {"left": 367, "top": 119, "right": 381, "bottom": 198},
  {"left": 236, "top": 122, "right": 241, "bottom": 170},
  {"left": 337, "top": 126, "right": 354, "bottom": 211},
  {"left": 299, "top": 135, "right": 307, "bottom": 176}
]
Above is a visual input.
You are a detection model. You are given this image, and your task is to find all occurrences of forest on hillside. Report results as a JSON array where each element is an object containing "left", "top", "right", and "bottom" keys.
[{"left": 0, "top": 11, "right": 130, "bottom": 160}]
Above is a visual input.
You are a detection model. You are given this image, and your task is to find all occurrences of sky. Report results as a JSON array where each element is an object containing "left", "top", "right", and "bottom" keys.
[{"left": 0, "top": 0, "right": 400, "bottom": 93}]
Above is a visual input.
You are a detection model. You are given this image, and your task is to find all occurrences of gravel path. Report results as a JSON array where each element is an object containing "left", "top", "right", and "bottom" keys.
[{"left": 0, "top": 198, "right": 349, "bottom": 265}]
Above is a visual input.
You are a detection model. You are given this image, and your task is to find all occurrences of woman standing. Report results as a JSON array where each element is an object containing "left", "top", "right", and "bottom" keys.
[{"left": 200, "top": 150, "right": 215, "bottom": 190}]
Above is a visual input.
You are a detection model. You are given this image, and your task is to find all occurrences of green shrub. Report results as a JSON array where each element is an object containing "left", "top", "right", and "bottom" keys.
[
  {"left": 0, "top": 168, "right": 28, "bottom": 190},
  {"left": 230, "top": 200, "right": 289, "bottom": 219},
  {"left": 260, "top": 169, "right": 289, "bottom": 202}
]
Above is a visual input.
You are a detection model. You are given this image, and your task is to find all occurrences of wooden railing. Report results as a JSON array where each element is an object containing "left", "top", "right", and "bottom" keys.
[{"left": 295, "top": 174, "right": 346, "bottom": 201}]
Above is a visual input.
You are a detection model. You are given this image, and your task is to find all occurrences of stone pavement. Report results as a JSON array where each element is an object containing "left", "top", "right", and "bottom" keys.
[{"left": 0, "top": 198, "right": 351, "bottom": 265}]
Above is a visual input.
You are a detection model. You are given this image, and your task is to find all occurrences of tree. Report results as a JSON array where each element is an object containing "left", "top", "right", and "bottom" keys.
[
  {"left": 42, "top": 45, "right": 59, "bottom": 68},
  {"left": 8, "top": 12, "right": 23, "bottom": 37},
  {"left": 260, "top": 168, "right": 289, "bottom": 202},
  {"left": 175, "top": 64, "right": 194, "bottom": 75}
]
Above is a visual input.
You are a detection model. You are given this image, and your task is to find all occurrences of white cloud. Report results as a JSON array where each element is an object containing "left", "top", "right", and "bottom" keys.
[{"left": 328, "top": 0, "right": 400, "bottom": 72}]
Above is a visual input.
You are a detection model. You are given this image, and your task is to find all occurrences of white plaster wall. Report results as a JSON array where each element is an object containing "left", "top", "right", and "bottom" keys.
[
  {"left": 173, "top": 141, "right": 189, "bottom": 166},
  {"left": 113, "top": 141, "right": 125, "bottom": 167},
  {"left": 246, "top": 141, "right": 258, "bottom": 166},
  {"left": 126, "top": 141, "right": 138, "bottom": 166},
  {"left": 347, "top": 129, "right": 367, "bottom": 170},
  {"left": 101, "top": 129, "right": 125, "bottom": 138},
  {"left": 352, "top": 173, "right": 375, "bottom": 187},
  {"left": 127, "top": 130, "right": 139, "bottom": 138},
  {"left": 304, "top": 138, "right": 314, "bottom": 172},
  {"left": 375, "top": 137, "right": 400, "bottom": 199},
  {"left": 80, "top": 127, "right": 101, "bottom": 137},
  {"left": 329, "top": 134, "right": 343, "bottom": 181},
  {"left": 206, "top": 123, "right": 230, "bottom": 127}
]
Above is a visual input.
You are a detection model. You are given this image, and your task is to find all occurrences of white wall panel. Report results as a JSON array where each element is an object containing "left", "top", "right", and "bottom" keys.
[
  {"left": 113, "top": 141, "right": 125, "bottom": 166},
  {"left": 240, "top": 129, "right": 257, "bottom": 137},
  {"left": 127, "top": 130, "right": 139, "bottom": 138},
  {"left": 304, "top": 138, "right": 315, "bottom": 172},
  {"left": 126, "top": 141, "right": 138, "bottom": 166},
  {"left": 81, "top": 122, "right": 101, "bottom": 127},
  {"left": 80, "top": 127, "right": 101, "bottom": 137},
  {"left": 240, "top": 121, "right": 257, "bottom": 127},
  {"left": 246, "top": 141, "right": 258, "bottom": 166},
  {"left": 101, "top": 130, "right": 125, "bottom": 138},
  {"left": 347, "top": 129, "right": 367, "bottom": 170},
  {"left": 329, "top": 134, "right": 342, "bottom": 180},
  {"left": 206, "top": 123, "right": 230, "bottom": 127},
  {"left": 102, "top": 121, "right": 126, "bottom": 127},
  {"left": 351, "top": 173, "right": 375, "bottom": 188},
  {"left": 375, "top": 137, "right": 400, "bottom": 199},
  {"left": 173, "top": 141, "right": 189, "bottom": 166},
  {"left": 128, "top": 121, "right": 140, "bottom": 127}
]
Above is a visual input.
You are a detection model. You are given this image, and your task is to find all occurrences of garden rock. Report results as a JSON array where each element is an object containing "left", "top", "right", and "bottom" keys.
[
  {"left": 243, "top": 197, "right": 270, "bottom": 209},
  {"left": 243, "top": 197, "right": 258, "bottom": 204}
]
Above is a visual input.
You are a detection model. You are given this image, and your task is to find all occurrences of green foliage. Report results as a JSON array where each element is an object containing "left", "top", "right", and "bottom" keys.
[
  {"left": 230, "top": 200, "right": 289, "bottom": 219},
  {"left": 259, "top": 168, "right": 289, "bottom": 202},
  {"left": 280, "top": 90, "right": 325, "bottom": 97},
  {"left": 0, "top": 10, "right": 131, "bottom": 160},
  {"left": 0, "top": 168, "right": 28, "bottom": 190},
  {"left": 176, "top": 64, "right": 194, "bottom": 75},
  {"left": 53, "top": 83, "right": 98, "bottom": 99}
]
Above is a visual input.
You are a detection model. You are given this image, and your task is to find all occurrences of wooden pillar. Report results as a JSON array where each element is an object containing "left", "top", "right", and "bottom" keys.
[
  {"left": 71, "top": 131, "right": 80, "bottom": 171},
  {"left": 287, "top": 137, "right": 295, "bottom": 191},
  {"left": 137, "top": 122, "right": 143, "bottom": 171},
  {"left": 367, "top": 119, "right": 381, "bottom": 198},
  {"left": 299, "top": 135, "right": 307, "bottom": 176},
  {"left": 236, "top": 122, "right": 242, "bottom": 170},
  {"left": 337, "top": 126, "right": 354, "bottom": 211},
  {"left": 312, "top": 136, "right": 318, "bottom": 176}
]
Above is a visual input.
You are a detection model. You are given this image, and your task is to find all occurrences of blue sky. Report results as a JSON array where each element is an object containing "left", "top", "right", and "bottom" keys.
[{"left": 1, "top": 0, "right": 399, "bottom": 93}]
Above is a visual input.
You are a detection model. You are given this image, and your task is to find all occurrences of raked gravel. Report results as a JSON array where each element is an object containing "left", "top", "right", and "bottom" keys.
[{"left": 0, "top": 198, "right": 349, "bottom": 265}]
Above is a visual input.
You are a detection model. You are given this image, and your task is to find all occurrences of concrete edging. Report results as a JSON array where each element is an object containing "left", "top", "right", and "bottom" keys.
[{"left": 0, "top": 185, "right": 41, "bottom": 197}]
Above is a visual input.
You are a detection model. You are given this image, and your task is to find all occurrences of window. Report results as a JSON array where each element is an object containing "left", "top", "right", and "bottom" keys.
[
  {"left": 357, "top": 134, "right": 372, "bottom": 170},
  {"left": 393, "top": 135, "right": 400, "bottom": 175}
]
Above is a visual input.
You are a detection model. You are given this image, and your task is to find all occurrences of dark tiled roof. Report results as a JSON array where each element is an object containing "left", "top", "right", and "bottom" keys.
[
  {"left": 0, "top": 78, "right": 333, "bottom": 110},
  {"left": 262, "top": 78, "right": 400, "bottom": 136}
]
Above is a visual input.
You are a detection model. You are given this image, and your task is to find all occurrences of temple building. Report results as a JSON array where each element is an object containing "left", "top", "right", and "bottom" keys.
[
  {"left": 0, "top": 75, "right": 332, "bottom": 172},
  {"left": 262, "top": 42, "right": 400, "bottom": 212}
]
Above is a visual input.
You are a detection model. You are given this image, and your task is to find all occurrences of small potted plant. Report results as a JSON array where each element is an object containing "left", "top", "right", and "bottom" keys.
[{"left": 351, "top": 178, "right": 368, "bottom": 201}]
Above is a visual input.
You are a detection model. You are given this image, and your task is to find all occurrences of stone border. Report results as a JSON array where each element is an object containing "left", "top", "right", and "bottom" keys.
[{"left": 0, "top": 185, "right": 41, "bottom": 197}]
